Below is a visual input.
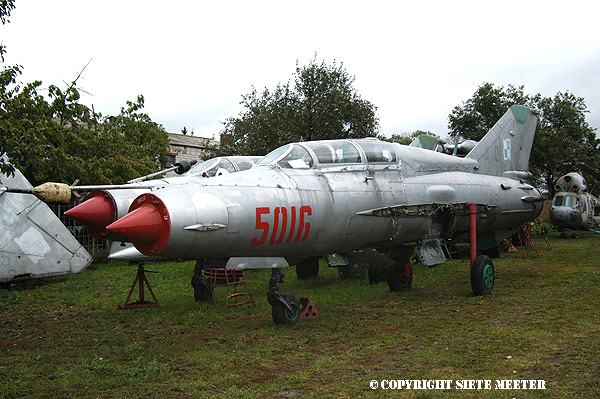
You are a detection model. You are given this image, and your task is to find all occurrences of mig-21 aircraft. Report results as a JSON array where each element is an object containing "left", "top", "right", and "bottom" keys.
[{"left": 101, "top": 105, "right": 542, "bottom": 324}]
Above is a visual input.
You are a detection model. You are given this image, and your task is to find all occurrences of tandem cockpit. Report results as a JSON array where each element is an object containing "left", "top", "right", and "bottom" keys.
[{"left": 255, "top": 138, "right": 400, "bottom": 170}]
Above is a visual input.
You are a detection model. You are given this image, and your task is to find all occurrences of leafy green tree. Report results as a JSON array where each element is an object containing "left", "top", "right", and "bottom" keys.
[
  {"left": 448, "top": 82, "right": 599, "bottom": 194},
  {"left": 0, "top": 0, "right": 18, "bottom": 178},
  {"left": 448, "top": 83, "right": 537, "bottom": 141},
  {"left": 294, "top": 58, "right": 378, "bottom": 141},
  {"left": 219, "top": 57, "right": 379, "bottom": 156},
  {"left": 0, "top": 0, "right": 15, "bottom": 62},
  {"left": 385, "top": 130, "right": 438, "bottom": 145},
  {"left": 0, "top": 72, "right": 169, "bottom": 185},
  {"left": 532, "top": 92, "right": 600, "bottom": 195},
  {"left": 220, "top": 83, "right": 297, "bottom": 156},
  {"left": 0, "top": 2, "right": 169, "bottom": 185}
]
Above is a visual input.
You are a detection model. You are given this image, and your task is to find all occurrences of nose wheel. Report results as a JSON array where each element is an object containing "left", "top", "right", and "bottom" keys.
[{"left": 267, "top": 268, "right": 300, "bottom": 325}]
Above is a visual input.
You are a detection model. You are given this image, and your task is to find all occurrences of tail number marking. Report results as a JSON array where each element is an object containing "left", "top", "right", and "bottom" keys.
[{"left": 251, "top": 206, "right": 312, "bottom": 247}]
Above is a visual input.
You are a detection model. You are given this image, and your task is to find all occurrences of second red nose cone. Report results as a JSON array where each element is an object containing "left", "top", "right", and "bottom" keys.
[
  {"left": 106, "top": 194, "right": 171, "bottom": 256},
  {"left": 64, "top": 191, "right": 116, "bottom": 238}
]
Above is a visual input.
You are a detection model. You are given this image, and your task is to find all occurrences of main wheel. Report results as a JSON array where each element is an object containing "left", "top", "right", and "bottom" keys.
[
  {"left": 272, "top": 294, "right": 300, "bottom": 325},
  {"left": 191, "top": 260, "right": 212, "bottom": 301},
  {"left": 337, "top": 262, "right": 365, "bottom": 279},
  {"left": 296, "top": 257, "right": 319, "bottom": 279},
  {"left": 386, "top": 261, "right": 412, "bottom": 291},
  {"left": 368, "top": 267, "right": 386, "bottom": 285},
  {"left": 191, "top": 277, "right": 211, "bottom": 301},
  {"left": 471, "top": 255, "right": 494, "bottom": 295}
]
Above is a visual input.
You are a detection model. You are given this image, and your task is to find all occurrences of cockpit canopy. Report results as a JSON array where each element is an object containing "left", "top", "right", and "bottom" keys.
[
  {"left": 187, "top": 156, "right": 262, "bottom": 177},
  {"left": 552, "top": 194, "right": 579, "bottom": 208},
  {"left": 256, "top": 139, "right": 398, "bottom": 169}
]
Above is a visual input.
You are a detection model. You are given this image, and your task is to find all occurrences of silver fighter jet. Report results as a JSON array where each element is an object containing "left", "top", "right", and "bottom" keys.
[{"left": 103, "top": 105, "right": 542, "bottom": 324}]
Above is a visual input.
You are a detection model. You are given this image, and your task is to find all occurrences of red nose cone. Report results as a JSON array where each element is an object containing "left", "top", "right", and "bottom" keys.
[
  {"left": 64, "top": 191, "right": 116, "bottom": 238},
  {"left": 106, "top": 194, "right": 170, "bottom": 256}
]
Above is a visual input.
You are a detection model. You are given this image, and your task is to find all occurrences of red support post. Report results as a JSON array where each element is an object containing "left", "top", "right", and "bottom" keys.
[{"left": 468, "top": 203, "right": 477, "bottom": 270}]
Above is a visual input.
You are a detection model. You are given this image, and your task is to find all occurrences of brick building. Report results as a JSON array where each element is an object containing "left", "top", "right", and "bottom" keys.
[{"left": 166, "top": 133, "right": 219, "bottom": 166}]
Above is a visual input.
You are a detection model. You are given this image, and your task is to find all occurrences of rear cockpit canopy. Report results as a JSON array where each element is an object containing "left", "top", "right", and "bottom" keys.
[{"left": 256, "top": 139, "right": 399, "bottom": 169}]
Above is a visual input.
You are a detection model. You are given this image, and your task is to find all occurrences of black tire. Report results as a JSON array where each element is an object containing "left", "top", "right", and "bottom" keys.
[
  {"left": 271, "top": 294, "right": 300, "bottom": 325},
  {"left": 368, "top": 267, "right": 386, "bottom": 285},
  {"left": 471, "top": 255, "right": 494, "bottom": 295},
  {"left": 191, "top": 277, "right": 211, "bottom": 301},
  {"left": 386, "top": 261, "right": 413, "bottom": 291},
  {"left": 337, "top": 262, "right": 365, "bottom": 279},
  {"left": 296, "top": 257, "right": 319, "bottom": 279}
]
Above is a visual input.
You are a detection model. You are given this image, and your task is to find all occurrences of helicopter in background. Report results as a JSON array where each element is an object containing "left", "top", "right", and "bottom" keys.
[{"left": 549, "top": 172, "right": 600, "bottom": 232}]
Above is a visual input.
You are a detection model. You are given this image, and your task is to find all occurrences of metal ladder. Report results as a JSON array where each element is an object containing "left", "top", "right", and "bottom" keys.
[
  {"left": 518, "top": 223, "right": 539, "bottom": 258},
  {"left": 201, "top": 268, "right": 255, "bottom": 310}
]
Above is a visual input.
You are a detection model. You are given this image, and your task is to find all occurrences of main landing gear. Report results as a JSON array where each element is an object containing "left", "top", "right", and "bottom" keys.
[
  {"left": 470, "top": 254, "right": 495, "bottom": 295},
  {"left": 267, "top": 268, "right": 300, "bottom": 325}
]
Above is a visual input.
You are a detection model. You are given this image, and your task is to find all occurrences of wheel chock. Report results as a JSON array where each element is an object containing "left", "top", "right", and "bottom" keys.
[{"left": 298, "top": 297, "right": 319, "bottom": 320}]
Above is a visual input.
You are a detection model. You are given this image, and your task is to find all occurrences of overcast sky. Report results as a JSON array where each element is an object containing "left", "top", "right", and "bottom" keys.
[{"left": 2, "top": 0, "right": 599, "bottom": 140}]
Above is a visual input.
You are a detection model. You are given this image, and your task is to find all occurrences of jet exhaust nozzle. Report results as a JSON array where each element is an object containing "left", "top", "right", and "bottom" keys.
[
  {"left": 64, "top": 191, "right": 116, "bottom": 238},
  {"left": 106, "top": 193, "right": 171, "bottom": 256}
]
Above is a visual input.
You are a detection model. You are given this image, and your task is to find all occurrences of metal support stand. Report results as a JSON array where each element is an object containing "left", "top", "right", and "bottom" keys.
[
  {"left": 468, "top": 203, "right": 477, "bottom": 270},
  {"left": 121, "top": 264, "right": 160, "bottom": 309}
]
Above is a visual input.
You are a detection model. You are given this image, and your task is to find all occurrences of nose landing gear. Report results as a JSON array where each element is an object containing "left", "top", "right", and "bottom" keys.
[{"left": 267, "top": 268, "right": 300, "bottom": 325}]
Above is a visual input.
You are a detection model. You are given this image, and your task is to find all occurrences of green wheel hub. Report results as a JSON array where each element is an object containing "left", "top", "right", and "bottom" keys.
[
  {"left": 482, "top": 264, "right": 494, "bottom": 289},
  {"left": 471, "top": 255, "right": 495, "bottom": 296}
]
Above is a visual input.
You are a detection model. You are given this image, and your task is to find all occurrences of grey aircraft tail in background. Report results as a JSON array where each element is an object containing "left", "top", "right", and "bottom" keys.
[{"left": 0, "top": 158, "right": 92, "bottom": 283}]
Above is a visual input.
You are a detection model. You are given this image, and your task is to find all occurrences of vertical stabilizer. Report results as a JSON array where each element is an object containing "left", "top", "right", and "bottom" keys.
[
  {"left": 1, "top": 156, "right": 92, "bottom": 282},
  {"left": 466, "top": 105, "right": 538, "bottom": 177}
]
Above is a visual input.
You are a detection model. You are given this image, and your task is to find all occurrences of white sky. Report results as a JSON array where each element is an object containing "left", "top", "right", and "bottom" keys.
[{"left": 2, "top": 0, "right": 599, "bottom": 140}]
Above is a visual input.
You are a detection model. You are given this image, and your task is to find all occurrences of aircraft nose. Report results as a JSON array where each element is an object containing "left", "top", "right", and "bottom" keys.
[
  {"left": 64, "top": 191, "right": 116, "bottom": 238},
  {"left": 106, "top": 193, "right": 171, "bottom": 256}
]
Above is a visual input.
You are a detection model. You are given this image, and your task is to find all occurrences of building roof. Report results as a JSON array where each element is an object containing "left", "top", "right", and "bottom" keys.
[{"left": 167, "top": 133, "right": 219, "bottom": 149}]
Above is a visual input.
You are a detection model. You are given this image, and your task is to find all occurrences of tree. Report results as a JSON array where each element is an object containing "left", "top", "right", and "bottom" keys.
[
  {"left": 0, "top": 71, "right": 169, "bottom": 186},
  {"left": 448, "top": 82, "right": 599, "bottom": 194},
  {"left": 448, "top": 82, "right": 537, "bottom": 141},
  {"left": 294, "top": 58, "right": 378, "bottom": 141},
  {"left": 0, "top": 0, "right": 17, "bottom": 178},
  {"left": 219, "top": 57, "right": 379, "bottom": 156},
  {"left": 532, "top": 92, "right": 600, "bottom": 195},
  {"left": 0, "top": 0, "right": 15, "bottom": 62},
  {"left": 385, "top": 130, "right": 438, "bottom": 145},
  {"left": 0, "top": 2, "right": 169, "bottom": 185}
]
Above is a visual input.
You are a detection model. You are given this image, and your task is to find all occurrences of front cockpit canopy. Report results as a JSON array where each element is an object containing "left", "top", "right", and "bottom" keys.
[
  {"left": 187, "top": 156, "right": 261, "bottom": 177},
  {"left": 552, "top": 194, "right": 579, "bottom": 209}
]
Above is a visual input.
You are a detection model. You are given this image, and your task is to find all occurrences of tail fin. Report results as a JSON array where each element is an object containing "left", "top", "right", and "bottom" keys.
[{"left": 466, "top": 105, "right": 538, "bottom": 178}]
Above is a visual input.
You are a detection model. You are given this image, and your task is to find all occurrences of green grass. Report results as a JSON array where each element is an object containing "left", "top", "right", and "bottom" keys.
[{"left": 1, "top": 233, "right": 599, "bottom": 398}]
